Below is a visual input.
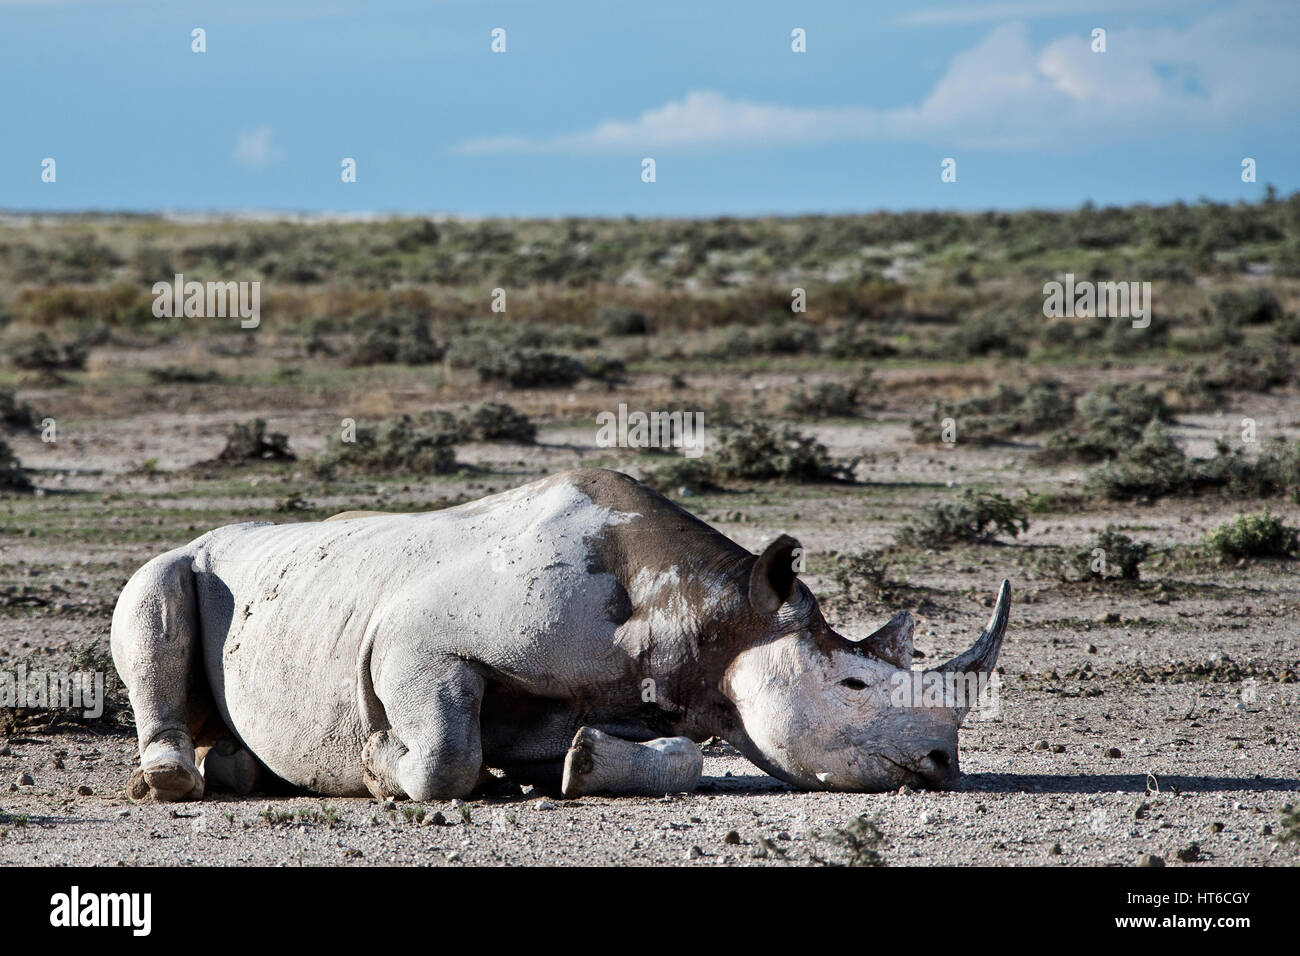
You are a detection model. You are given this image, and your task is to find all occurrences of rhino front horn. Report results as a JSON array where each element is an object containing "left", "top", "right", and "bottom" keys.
[{"left": 938, "top": 579, "right": 1011, "bottom": 677}]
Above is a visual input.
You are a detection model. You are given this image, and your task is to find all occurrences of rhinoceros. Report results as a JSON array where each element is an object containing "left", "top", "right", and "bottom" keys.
[{"left": 110, "top": 468, "right": 1010, "bottom": 802}]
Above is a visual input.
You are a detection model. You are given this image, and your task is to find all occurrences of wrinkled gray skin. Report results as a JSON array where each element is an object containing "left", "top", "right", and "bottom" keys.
[{"left": 110, "top": 468, "right": 1010, "bottom": 802}]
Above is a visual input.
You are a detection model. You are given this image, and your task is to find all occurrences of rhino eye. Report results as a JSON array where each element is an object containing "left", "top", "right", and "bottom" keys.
[{"left": 839, "top": 677, "right": 867, "bottom": 690}]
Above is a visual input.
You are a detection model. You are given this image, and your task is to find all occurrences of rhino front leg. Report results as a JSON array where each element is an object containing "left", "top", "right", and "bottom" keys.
[
  {"left": 363, "top": 656, "right": 485, "bottom": 802},
  {"left": 561, "top": 727, "right": 702, "bottom": 798}
]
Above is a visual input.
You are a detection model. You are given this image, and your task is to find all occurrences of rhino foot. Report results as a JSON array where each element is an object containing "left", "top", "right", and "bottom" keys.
[
  {"left": 561, "top": 727, "right": 702, "bottom": 798},
  {"left": 199, "top": 736, "right": 261, "bottom": 796},
  {"left": 128, "top": 733, "right": 204, "bottom": 802},
  {"left": 362, "top": 729, "right": 408, "bottom": 800}
]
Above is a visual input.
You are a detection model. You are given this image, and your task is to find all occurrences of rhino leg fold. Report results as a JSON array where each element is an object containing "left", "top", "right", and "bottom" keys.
[
  {"left": 561, "top": 727, "right": 703, "bottom": 798},
  {"left": 111, "top": 550, "right": 206, "bottom": 803}
]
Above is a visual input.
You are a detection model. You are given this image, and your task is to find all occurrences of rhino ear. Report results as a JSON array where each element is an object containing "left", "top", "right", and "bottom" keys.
[{"left": 749, "top": 534, "right": 802, "bottom": 614}]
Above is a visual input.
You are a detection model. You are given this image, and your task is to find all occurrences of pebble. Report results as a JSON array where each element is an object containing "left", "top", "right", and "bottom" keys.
[
  {"left": 724, "top": 830, "right": 741, "bottom": 845},
  {"left": 1034, "top": 739, "right": 1049, "bottom": 750},
  {"left": 1137, "top": 854, "right": 1165, "bottom": 867},
  {"left": 76, "top": 785, "right": 93, "bottom": 796},
  {"left": 1105, "top": 747, "right": 1122, "bottom": 758},
  {"left": 687, "top": 845, "right": 704, "bottom": 859},
  {"left": 18, "top": 772, "right": 34, "bottom": 786},
  {"left": 920, "top": 811, "right": 938, "bottom": 825},
  {"left": 534, "top": 799, "right": 556, "bottom": 811},
  {"left": 1175, "top": 843, "right": 1200, "bottom": 863}
]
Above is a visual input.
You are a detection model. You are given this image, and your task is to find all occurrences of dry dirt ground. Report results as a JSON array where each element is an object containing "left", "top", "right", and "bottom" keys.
[{"left": 2, "top": 353, "right": 1298, "bottom": 866}]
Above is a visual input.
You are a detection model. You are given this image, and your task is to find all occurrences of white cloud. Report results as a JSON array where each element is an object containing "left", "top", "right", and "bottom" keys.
[
  {"left": 233, "top": 126, "right": 280, "bottom": 168},
  {"left": 457, "top": 4, "right": 1297, "bottom": 154},
  {"left": 892, "top": 0, "right": 1201, "bottom": 27}
]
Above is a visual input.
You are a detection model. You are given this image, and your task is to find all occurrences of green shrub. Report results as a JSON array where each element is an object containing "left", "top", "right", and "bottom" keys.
[
  {"left": 1074, "top": 527, "right": 1150, "bottom": 580},
  {"left": 599, "top": 307, "right": 649, "bottom": 336},
  {"left": 347, "top": 314, "right": 444, "bottom": 366},
  {"left": 712, "top": 421, "right": 850, "bottom": 482},
  {"left": 1213, "top": 287, "right": 1283, "bottom": 326},
  {"left": 828, "top": 549, "right": 890, "bottom": 604},
  {"left": 898, "top": 490, "right": 1029, "bottom": 547},
  {"left": 1043, "top": 384, "right": 1172, "bottom": 462},
  {"left": 784, "top": 382, "right": 861, "bottom": 419},
  {"left": 645, "top": 456, "right": 716, "bottom": 494},
  {"left": 1204, "top": 510, "right": 1298, "bottom": 559},
  {"left": 319, "top": 415, "right": 458, "bottom": 476},
  {"left": 462, "top": 403, "right": 536, "bottom": 443},
  {"left": 7, "top": 332, "right": 88, "bottom": 372},
  {"left": 474, "top": 348, "right": 585, "bottom": 387},
  {"left": 918, "top": 380, "right": 1072, "bottom": 443}
]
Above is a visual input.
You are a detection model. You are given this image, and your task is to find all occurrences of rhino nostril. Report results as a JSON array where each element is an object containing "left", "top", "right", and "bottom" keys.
[{"left": 926, "top": 748, "right": 951, "bottom": 768}]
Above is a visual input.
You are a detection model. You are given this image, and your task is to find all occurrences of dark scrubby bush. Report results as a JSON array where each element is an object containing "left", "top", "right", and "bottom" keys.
[
  {"left": 823, "top": 323, "right": 899, "bottom": 359},
  {"left": 898, "top": 490, "right": 1029, "bottom": 547},
  {"left": 828, "top": 549, "right": 891, "bottom": 604},
  {"left": 784, "top": 382, "right": 862, "bottom": 419},
  {"left": 940, "top": 310, "right": 1029, "bottom": 359},
  {"left": 1042, "top": 384, "right": 1173, "bottom": 463},
  {"left": 1073, "top": 527, "right": 1150, "bottom": 580},
  {"left": 474, "top": 348, "right": 586, "bottom": 387},
  {"left": 319, "top": 415, "right": 459, "bottom": 476},
  {"left": 462, "top": 402, "right": 536, "bottom": 443},
  {"left": 347, "top": 314, "right": 445, "bottom": 366},
  {"left": 599, "top": 307, "right": 649, "bottom": 336},
  {"left": 0, "top": 437, "right": 31, "bottom": 492},
  {"left": 1213, "top": 287, "right": 1283, "bottom": 326},
  {"left": 644, "top": 456, "right": 717, "bottom": 495},
  {"left": 916, "top": 380, "right": 1072, "bottom": 444},
  {"left": 7, "top": 332, "right": 88, "bottom": 372},
  {"left": 0, "top": 388, "right": 37, "bottom": 430},
  {"left": 1190, "top": 346, "right": 1293, "bottom": 395},
  {"left": 146, "top": 366, "right": 222, "bottom": 385},
  {"left": 1204, "top": 510, "right": 1298, "bottom": 559},
  {"left": 712, "top": 420, "right": 850, "bottom": 482},
  {"left": 217, "top": 420, "right": 295, "bottom": 463}
]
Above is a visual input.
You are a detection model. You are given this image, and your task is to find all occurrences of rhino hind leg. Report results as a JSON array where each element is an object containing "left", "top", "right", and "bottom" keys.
[
  {"left": 112, "top": 550, "right": 206, "bottom": 803},
  {"left": 561, "top": 727, "right": 703, "bottom": 798},
  {"left": 362, "top": 657, "right": 486, "bottom": 801},
  {"left": 197, "top": 735, "right": 263, "bottom": 796}
]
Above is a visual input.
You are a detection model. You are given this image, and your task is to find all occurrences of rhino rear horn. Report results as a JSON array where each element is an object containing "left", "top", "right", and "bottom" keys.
[
  {"left": 749, "top": 534, "right": 802, "bottom": 613},
  {"left": 852, "top": 610, "right": 915, "bottom": 668}
]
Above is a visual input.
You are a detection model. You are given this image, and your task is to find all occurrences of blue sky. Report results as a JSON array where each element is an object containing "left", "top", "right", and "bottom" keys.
[{"left": 1, "top": 0, "right": 1296, "bottom": 216}]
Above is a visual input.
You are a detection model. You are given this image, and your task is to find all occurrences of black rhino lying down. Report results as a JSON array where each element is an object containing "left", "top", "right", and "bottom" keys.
[{"left": 111, "top": 468, "right": 1010, "bottom": 802}]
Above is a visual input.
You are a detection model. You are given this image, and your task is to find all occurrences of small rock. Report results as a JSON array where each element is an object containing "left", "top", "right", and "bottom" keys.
[
  {"left": 1051, "top": 744, "right": 1066, "bottom": 753},
  {"left": 1034, "top": 739, "right": 1049, "bottom": 751},
  {"left": 687, "top": 845, "right": 704, "bottom": 860},
  {"left": 75, "top": 785, "right": 93, "bottom": 796},
  {"left": 446, "top": 850, "right": 461, "bottom": 862},
  {"left": 1096, "top": 612, "right": 1120, "bottom": 625},
  {"left": 428, "top": 811, "right": 446, "bottom": 826},
  {"left": 1086, "top": 644, "right": 1098, "bottom": 654},
  {"left": 1175, "top": 843, "right": 1200, "bottom": 863},
  {"left": 1050, "top": 843, "right": 1062, "bottom": 855},
  {"left": 920, "top": 810, "right": 938, "bottom": 825},
  {"left": 534, "top": 799, "right": 556, "bottom": 811},
  {"left": 1105, "top": 747, "right": 1122, "bottom": 759},
  {"left": 117, "top": 808, "right": 131, "bottom": 818},
  {"left": 1137, "top": 854, "right": 1165, "bottom": 868},
  {"left": 18, "top": 772, "right": 34, "bottom": 786},
  {"left": 724, "top": 830, "right": 741, "bottom": 845},
  {"left": 1210, "top": 821, "right": 1224, "bottom": 833}
]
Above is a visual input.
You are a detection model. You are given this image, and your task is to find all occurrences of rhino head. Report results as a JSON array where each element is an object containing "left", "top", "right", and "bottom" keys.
[{"left": 719, "top": 535, "right": 1010, "bottom": 792}]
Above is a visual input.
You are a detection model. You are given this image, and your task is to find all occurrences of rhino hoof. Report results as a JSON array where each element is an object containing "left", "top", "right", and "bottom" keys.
[
  {"left": 128, "top": 760, "right": 204, "bottom": 803},
  {"left": 561, "top": 727, "right": 601, "bottom": 798}
]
